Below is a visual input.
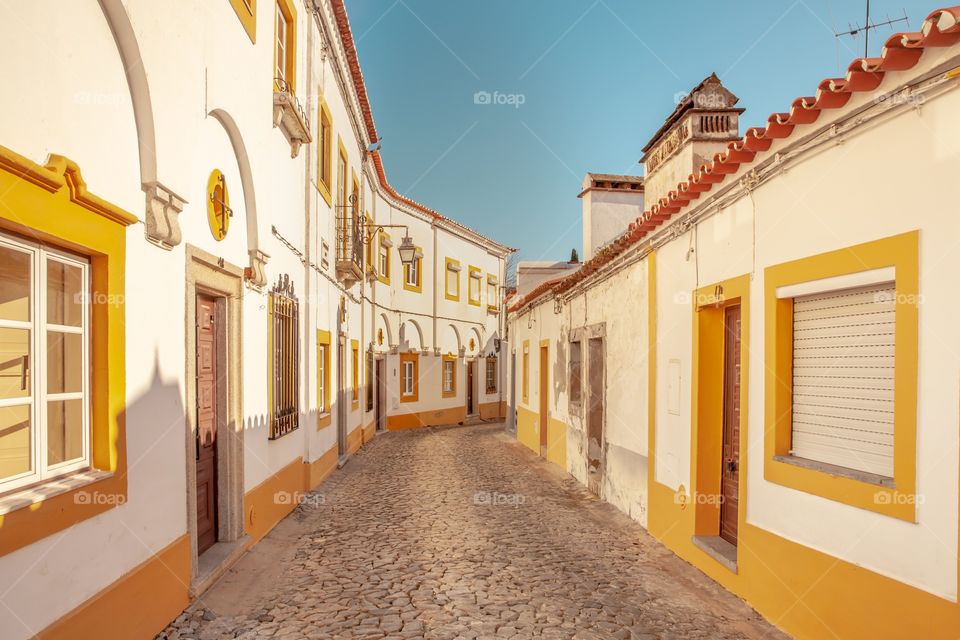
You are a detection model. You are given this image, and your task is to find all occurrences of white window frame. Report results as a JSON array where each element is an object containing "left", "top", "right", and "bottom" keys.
[
  {"left": 406, "top": 257, "right": 419, "bottom": 287},
  {"left": 486, "top": 281, "right": 497, "bottom": 308},
  {"left": 443, "top": 360, "right": 454, "bottom": 393},
  {"left": 0, "top": 232, "right": 91, "bottom": 493},
  {"left": 402, "top": 360, "right": 415, "bottom": 396},
  {"left": 485, "top": 357, "right": 497, "bottom": 393},
  {"left": 378, "top": 244, "right": 389, "bottom": 278},
  {"left": 275, "top": 3, "right": 287, "bottom": 84}
]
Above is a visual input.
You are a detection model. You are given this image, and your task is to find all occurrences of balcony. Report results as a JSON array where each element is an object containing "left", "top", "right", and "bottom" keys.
[
  {"left": 335, "top": 210, "right": 364, "bottom": 285},
  {"left": 273, "top": 78, "right": 312, "bottom": 158}
]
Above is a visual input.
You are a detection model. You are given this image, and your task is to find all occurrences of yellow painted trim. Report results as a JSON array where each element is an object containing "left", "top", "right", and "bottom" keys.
[
  {"left": 0, "top": 146, "right": 133, "bottom": 556},
  {"left": 521, "top": 340, "right": 530, "bottom": 404},
  {"left": 347, "top": 426, "right": 363, "bottom": 456},
  {"left": 691, "top": 273, "right": 750, "bottom": 542},
  {"left": 376, "top": 230, "right": 391, "bottom": 285},
  {"left": 387, "top": 405, "right": 467, "bottom": 430},
  {"left": 317, "top": 329, "right": 331, "bottom": 429},
  {"left": 763, "top": 231, "right": 918, "bottom": 521},
  {"left": 444, "top": 257, "right": 461, "bottom": 301},
  {"left": 945, "top": 66, "right": 960, "bottom": 80},
  {"left": 306, "top": 444, "right": 337, "bottom": 489},
  {"left": 351, "top": 339, "right": 359, "bottom": 408},
  {"left": 486, "top": 273, "right": 499, "bottom": 311},
  {"left": 206, "top": 169, "right": 230, "bottom": 241},
  {"left": 479, "top": 400, "right": 506, "bottom": 420},
  {"left": 399, "top": 352, "right": 419, "bottom": 403},
  {"left": 273, "top": 0, "right": 297, "bottom": 93},
  {"left": 442, "top": 354, "right": 458, "bottom": 398},
  {"left": 362, "top": 420, "right": 376, "bottom": 444},
  {"left": 516, "top": 406, "right": 567, "bottom": 468},
  {"left": 36, "top": 535, "right": 191, "bottom": 640},
  {"left": 316, "top": 93, "right": 333, "bottom": 205},
  {"left": 337, "top": 137, "right": 348, "bottom": 208},
  {"left": 227, "top": 0, "right": 257, "bottom": 43},
  {"left": 403, "top": 246, "right": 423, "bottom": 293},
  {"left": 468, "top": 265, "right": 482, "bottom": 306},
  {"left": 244, "top": 456, "right": 304, "bottom": 544}
]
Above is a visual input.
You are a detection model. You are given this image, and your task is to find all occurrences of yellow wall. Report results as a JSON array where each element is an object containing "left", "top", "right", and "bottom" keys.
[
  {"left": 387, "top": 406, "right": 467, "bottom": 430},
  {"left": 516, "top": 406, "right": 566, "bottom": 468}
]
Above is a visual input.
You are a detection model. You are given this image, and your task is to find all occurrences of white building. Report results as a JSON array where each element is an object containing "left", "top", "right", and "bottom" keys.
[
  {"left": 508, "top": 9, "right": 960, "bottom": 639},
  {"left": 0, "top": 1, "right": 510, "bottom": 637}
]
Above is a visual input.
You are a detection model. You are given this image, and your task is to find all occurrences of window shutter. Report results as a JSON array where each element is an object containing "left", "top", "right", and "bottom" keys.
[{"left": 791, "top": 282, "right": 895, "bottom": 477}]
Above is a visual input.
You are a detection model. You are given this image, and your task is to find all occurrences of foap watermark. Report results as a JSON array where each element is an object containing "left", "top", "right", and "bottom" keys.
[
  {"left": 273, "top": 490, "right": 325, "bottom": 508},
  {"left": 73, "top": 91, "right": 124, "bottom": 107},
  {"left": 673, "top": 291, "right": 726, "bottom": 306},
  {"left": 674, "top": 489, "right": 724, "bottom": 508},
  {"left": 473, "top": 91, "right": 525, "bottom": 109},
  {"left": 873, "top": 491, "right": 924, "bottom": 506},
  {"left": 74, "top": 490, "right": 126, "bottom": 506},
  {"left": 73, "top": 291, "right": 125, "bottom": 308},
  {"left": 873, "top": 89, "right": 926, "bottom": 109},
  {"left": 474, "top": 491, "right": 526, "bottom": 507},
  {"left": 873, "top": 290, "right": 924, "bottom": 306}
]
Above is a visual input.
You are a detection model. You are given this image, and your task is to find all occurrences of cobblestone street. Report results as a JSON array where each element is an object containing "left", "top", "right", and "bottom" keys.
[{"left": 161, "top": 424, "right": 786, "bottom": 640}]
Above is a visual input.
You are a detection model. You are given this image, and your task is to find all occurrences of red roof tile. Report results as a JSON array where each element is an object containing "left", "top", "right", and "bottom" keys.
[{"left": 508, "top": 5, "right": 960, "bottom": 313}]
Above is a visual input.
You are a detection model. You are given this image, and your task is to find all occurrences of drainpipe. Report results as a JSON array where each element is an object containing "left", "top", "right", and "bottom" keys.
[
  {"left": 303, "top": 15, "right": 316, "bottom": 465},
  {"left": 432, "top": 221, "right": 438, "bottom": 351}
]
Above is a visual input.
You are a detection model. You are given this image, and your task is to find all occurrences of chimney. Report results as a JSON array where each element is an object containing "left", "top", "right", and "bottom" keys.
[
  {"left": 578, "top": 173, "right": 644, "bottom": 262},
  {"left": 640, "top": 73, "right": 743, "bottom": 208}
]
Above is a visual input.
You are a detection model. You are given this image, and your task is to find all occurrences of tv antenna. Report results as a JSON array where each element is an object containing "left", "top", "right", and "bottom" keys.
[{"left": 834, "top": 1, "right": 909, "bottom": 58}]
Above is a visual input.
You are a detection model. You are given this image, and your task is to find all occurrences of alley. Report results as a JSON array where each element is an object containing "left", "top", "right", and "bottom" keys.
[{"left": 161, "top": 424, "right": 784, "bottom": 640}]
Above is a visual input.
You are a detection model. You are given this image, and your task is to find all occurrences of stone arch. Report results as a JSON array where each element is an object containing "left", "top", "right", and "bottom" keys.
[
  {"left": 399, "top": 319, "right": 424, "bottom": 351},
  {"left": 466, "top": 327, "right": 483, "bottom": 356},
  {"left": 209, "top": 108, "right": 267, "bottom": 287},
  {"left": 100, "top": 0, "right": 186, "bottom": 249},
  {"left": 376, "top": 312, "right": 394, "bottom": 349},
  {"left": 440, "top": 323, "right": 461, "bottom": 356}
]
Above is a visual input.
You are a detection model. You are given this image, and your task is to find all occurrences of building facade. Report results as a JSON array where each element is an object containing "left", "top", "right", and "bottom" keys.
[
  {"left": 507, "top": 8, "right": 960, "bottom": 639},
  {"left": 0, "top": 1, "right": 511, "bottom": 637}
]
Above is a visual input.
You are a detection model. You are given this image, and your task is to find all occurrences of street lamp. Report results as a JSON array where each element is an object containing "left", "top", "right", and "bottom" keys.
[{"left": 396, "top": 235, "right": 418, "bottom": 266}]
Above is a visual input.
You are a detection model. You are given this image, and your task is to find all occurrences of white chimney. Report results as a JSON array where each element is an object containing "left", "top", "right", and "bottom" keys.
[{"left": 578, "top": 173, "right": 644, "bottom": 262}]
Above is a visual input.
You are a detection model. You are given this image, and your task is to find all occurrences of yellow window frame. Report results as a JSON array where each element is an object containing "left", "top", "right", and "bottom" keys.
[
  {"left": 444, "top": 257, "right": 461, "bottom": 301},
  {"left": 351, "top": 339, "right": 359, "bottom": 408},
  {"left": 0, "top": 146, "right": 137, "bottom": 556},
  {"left": 467, "top": 265, "right": 482, "bottom": 306},
  {"left": 316, "top": 94, "right": 333, "bottom": 206},
  {"left": 228, "top": 0, "right": 257, "bottom": 42},
  {"left": 403, "top": 246, "right": 423, "bottom": 293},
  {"left": 273, "top": 0, "right": 297, "bottom": 92},
  {"left": 400, "top": 352, "right": 419, "bottom": 403},
  {"left": 317, "top": 330, "right": 331, "bottom": 429},
  {"left": 377, "top": 231, "right": 391, "bottom": 285},
  {"left": 486, "top": 274, "right": 499, "bottom": 311},
  {"left": 442, "top": 355, "right": 458, "bottom": 398},
  {"left": 763, "top": 231, "right": 919, "bottom": 521}
]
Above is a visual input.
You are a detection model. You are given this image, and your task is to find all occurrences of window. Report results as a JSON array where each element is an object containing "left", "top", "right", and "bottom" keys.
[
  {"left": 487, "top": 275, "right": 499, "bottom": 311},
  {"left": 366, "top": 351, "right": 374, "bottom": 411},
  {"left": 403, "top": 247, "right": 422, "bottom": 293},
  {"left": 269, "top": 276, "right": 299, "bottom": 439},
  {"left": 316, "top": 96, "right": 333, "bottom": 205},
  {"left": 227, "top": 0, "right": 257, "bottom": 42},
  {"left": 445, "top": 258, "right": 461, "bottom": 301},
  {"left": 442, "top": 355, "right": 457, "bottom": 398},
  {"left": 351, "top": 340, "right": 359, "bottom": 408},
  {"left": 468, "top": 266, "right": 482, "bottom": 306},
  {"left": 764, "top": 231, "right": 918, "bottom": 521},
  {"left": 400, "top": 353, "right": 418, "bottom": 402},
  {"left": 522, "top": 341, "right": 530, "bottom": 403},
  {"left": 485, "top": 356, "right": 497, "bottom": 393},
  {"left": 337, "top": 141, "right": 347, "bottom": 211},
  {"left": 317, "top": 330, "right": 331, "bottom": 426},
  {"left": 569, "top": 340, "right": 582, "bottom": 407},
  {"left": 377, "top": 232, "right": 391, "bottom": 284},
  {"left": 273, "top": 0, "right": 296, "bottom": 92},
  {"left": 0, "top": 234, "right": 91, "bottom": 492},
  {"left": 364, "top": 214, "right": 374, "bottom": 272}
]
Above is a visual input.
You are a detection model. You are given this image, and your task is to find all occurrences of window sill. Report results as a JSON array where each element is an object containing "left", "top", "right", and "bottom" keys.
[
  {"left": 273, "top": 90, "right": 312, "bottom": 158},
  {"left": 772, "top": 455, "right": 895, "bottom": 488},
  {"left": 0, "top": 469, "right": 114, "bottom": 517},
  {"left": 317, "top": 412, "right": 332, "bottom": 429}
]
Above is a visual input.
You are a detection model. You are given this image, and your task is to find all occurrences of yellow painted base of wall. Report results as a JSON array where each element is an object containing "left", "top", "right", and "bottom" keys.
[
  {"left": 306, "top": 444, "right": 338, "bottom": 490},
  {"left": 244, "top": 457, "right": 306, "bottom": 545},
  {"left": 347, "top": 426, "right": 363, "bottom": 456},
  {"left": 479, "top": 400, "right": 506, "bottom": 420},
  {"left": 387, "top": 406, "right": 467, "bottom": 430},
  {"left": 36, "top": 534, "right": 191, "bottom": 640},
  {"left": 648, "top": 480, "right": 960, "bottom": 639},
  {"left": 516, "top": 406, "right": 566, "bottom": 468},
  {"left": 362, "top": 421, "right": 375, "bottom": 444}
]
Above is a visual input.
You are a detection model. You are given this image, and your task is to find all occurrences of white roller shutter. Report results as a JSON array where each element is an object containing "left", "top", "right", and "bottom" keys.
[{"left": 790, "top": 281, "right": 895, "bottom": 477}]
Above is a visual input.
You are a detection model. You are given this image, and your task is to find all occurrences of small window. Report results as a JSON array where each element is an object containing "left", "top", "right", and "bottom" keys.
[
  {"left": 485, "top": 356, "right": 497, "bottom": 393},
  {"left": 522, "top": 342, "right": 530, "bottom": 404},
  {"left": 569, "top": 340, "right": 582, "bottom": 407},
  {"left": 273, "top": 0, "right": 296, "bottom": 92},
  {"left": 0, "top": 233, "right": 91, "bottom": 492},
  {"left": 400, "top": 353, "right": 418, "bottom": 402},
  {"left": 366, "top": 351, "right": 374, "bottom": 411},
  {"left": 378, "top": 239, "right": 390, "bottom": 281},
  {"left": 445, "top": 258, "right": 460, "bottom": 301},
  {"left": 468, "top": 267, "right": 482, "bottom": 306},
  {"left": 351, "top": 341, "right": 359, "bottom": 406},
  {"left": 317, "top": 98, "right": 333, "bottom": 202},
  {"left": 404, "top": 251, "right": 422, "bottom": 292},
  {"left": 317, "top": 343, "right": 327, "bottom": 413},
  {"left": 270, "top": 276, "right": 299, "bottom": 439},
  {"left": 486, "top": 276, "right": 498, "bottom": 311},
  {"left": 442, "top": 356, "right": 456, "bottom": 398}
]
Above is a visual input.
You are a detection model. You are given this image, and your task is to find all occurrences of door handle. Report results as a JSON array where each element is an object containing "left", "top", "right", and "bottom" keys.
[{"left": 725, "top": 459, "right": 738, "bottom": 473}]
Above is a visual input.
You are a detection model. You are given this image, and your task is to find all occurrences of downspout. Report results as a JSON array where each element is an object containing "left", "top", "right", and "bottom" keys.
[
  {"left": 432, "top": 221, "right": 438, "bottom": 352},
  {"left": 303, "top": 14, "right": 314, "bottom": 464}
]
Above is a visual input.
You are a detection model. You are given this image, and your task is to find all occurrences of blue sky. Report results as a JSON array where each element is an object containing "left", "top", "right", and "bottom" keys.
[{"left": 345, "top": 0, "right": 936, "bottom": 261}]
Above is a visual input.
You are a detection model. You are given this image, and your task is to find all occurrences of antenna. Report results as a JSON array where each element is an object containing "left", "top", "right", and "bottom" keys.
[{"left": 834, "top": 1, "right": 909, "bottom": 58}]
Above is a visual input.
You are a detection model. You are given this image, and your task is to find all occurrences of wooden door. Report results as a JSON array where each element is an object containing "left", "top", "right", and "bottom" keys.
[
  {"left": 467, "top": 361, "right": 475, "bottom": 414},
  {"left": 587, "top": 338, "right": 604, "bottom": 495},
  {"left": 195, "top": 294, "right": 219, "bottom": 555},
  {"left": 539, "top": 346, "right": 548, "bottom": 455},
  {"left": 720, "top": 305, "right": 742, "bottom": 546},
  {"left": 376, "top": 359, "right": 386, "bottom": 432}
]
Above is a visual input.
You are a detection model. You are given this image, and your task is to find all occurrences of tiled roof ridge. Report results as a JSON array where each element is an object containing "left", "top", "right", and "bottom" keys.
[
  {"left": 509, "top": 6, "right": 960, "bottom": 313},
  {"left": 328, "top": 0, "right": 513, "bottom": 253}
]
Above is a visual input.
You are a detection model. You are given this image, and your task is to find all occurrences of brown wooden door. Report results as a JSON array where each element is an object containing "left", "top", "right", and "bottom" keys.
[
  {"left": 539, "top": 346, "right": 549, "bottom": 455},
  {"left": 467, "top": 361, "right": 475, "bottom": 414},
  {"left": 196, "top": 294, "right": 219, "bottom": 555},
  {"left": 587, "top": 338, "right": 604, "bottom": 495},
  {"left": 376, "top": 359, "right": 386, "bottom": 432},
  {"left": 720, "top": 305, "right": 742, "bottom": 546}
]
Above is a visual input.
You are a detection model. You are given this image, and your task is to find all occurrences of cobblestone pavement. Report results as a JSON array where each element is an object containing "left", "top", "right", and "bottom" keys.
[{"left": 161, "top": 423, "right": 787, "bottom": 640}]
